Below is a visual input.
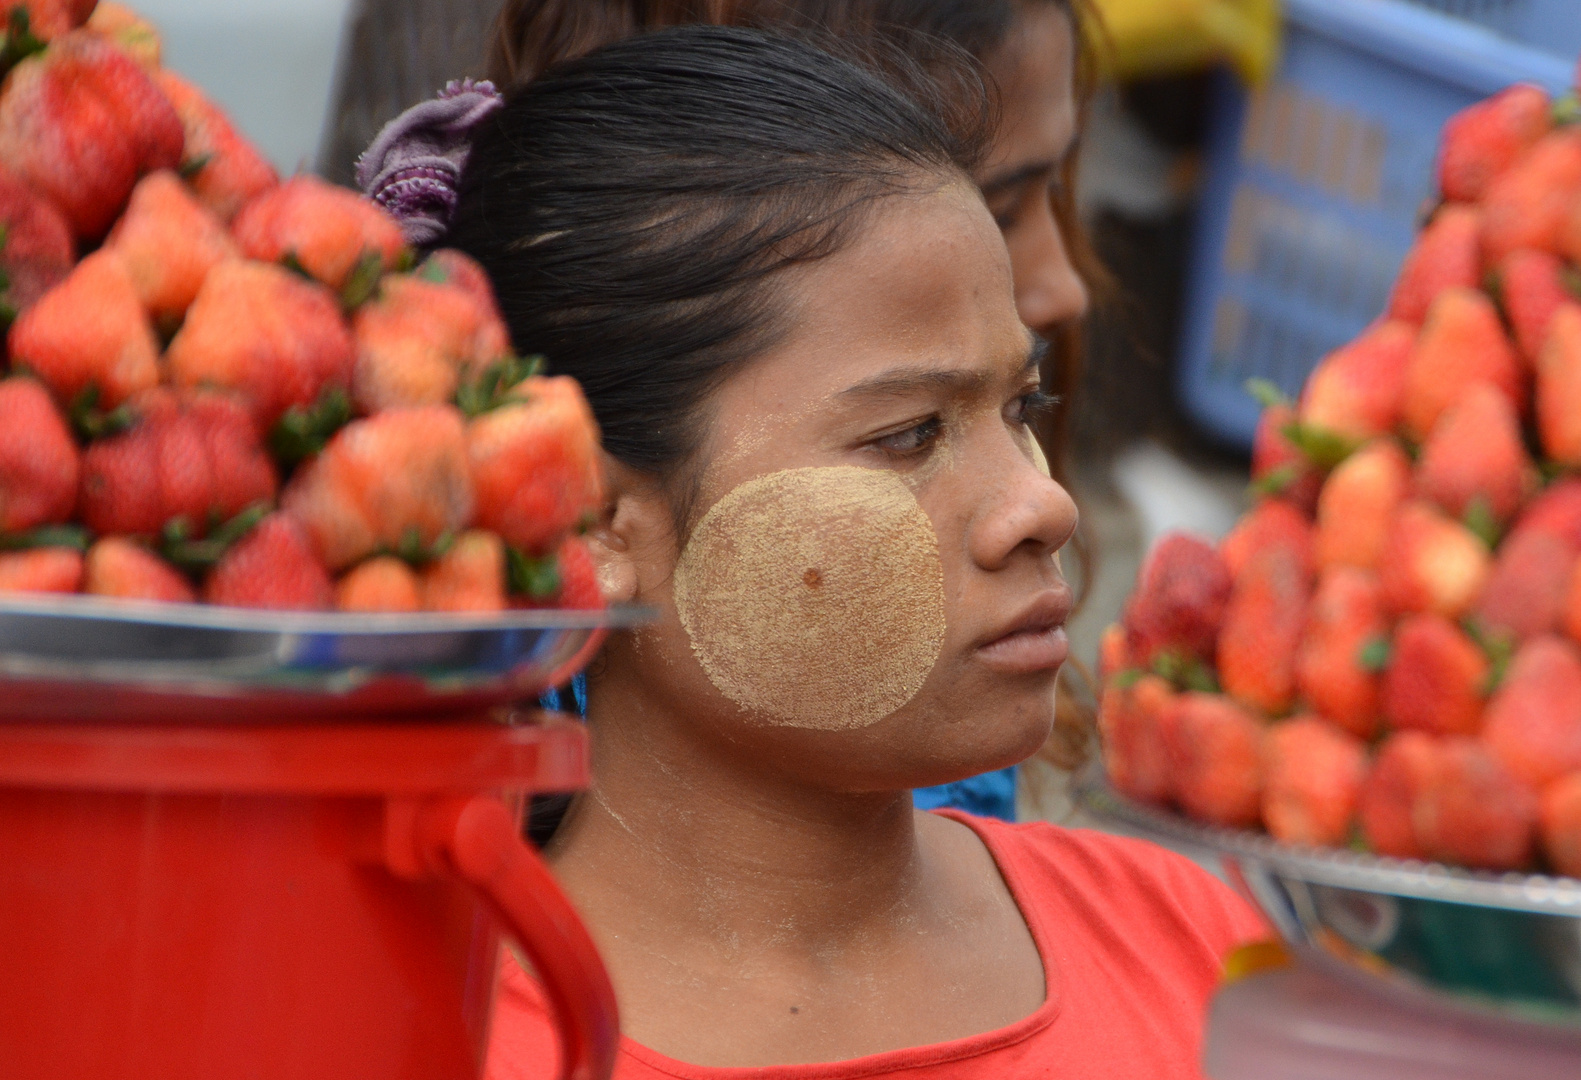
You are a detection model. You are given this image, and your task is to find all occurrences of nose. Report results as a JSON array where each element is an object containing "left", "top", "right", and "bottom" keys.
[
  {"left": 968, "top": 437, "right": 1079, "bottom": 574},
  {"left": 1008, "top": 195, "right": 1089, "bottom": 338}
]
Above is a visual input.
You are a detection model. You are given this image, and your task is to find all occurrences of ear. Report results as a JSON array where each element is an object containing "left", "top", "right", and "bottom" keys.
[{"left": 585, "top": 454, "right": 673, "bottom": 604}]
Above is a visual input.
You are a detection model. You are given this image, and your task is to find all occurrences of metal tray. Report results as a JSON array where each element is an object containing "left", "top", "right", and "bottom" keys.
[
  {"left": 1077, "top": 774, "right": 1581, "bottom": 1027},
  {"left": 0, "top": 594, "right": 651, "bottom": 722}
]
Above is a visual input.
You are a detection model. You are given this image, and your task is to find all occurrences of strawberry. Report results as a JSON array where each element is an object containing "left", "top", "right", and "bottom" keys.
[
  {"left": 1481, "top": 634, "right": 1581, "bottom": 791},
  {"left": 1537, "top": 302, "right": 1581, "bottom": 466},
  {"left": 1540, "top": 773, "right": 1581, "bottom": 878},
  {"left": 1381, "top": 613, "right": 1487, "bottom": 737},
  {"left": 0, "top": 30, "right": 182, "bottom": 239},
  {"left": 1217, "top": 544, "right": 1310, "bottom": 716},
  {"left": 78, "top": 388, "right": 278, "bottom": 539},
  {"left": 1097, "top": 621, "right": 1133, "bottom": 683},
  {"left": 0, "top": 375, "right": 77, "bottom": 532},
  {"left": 335, "top": 555, "right": 422, "bottom": 613},
  {"left": 7, "top": 249, "right": 159, "bottom": 408},
  {"left": 1378, "top": 501, "right": 1490, "bottom": 618},
  {"left": 165, "top": 259, "right": 355, "bottom": 432},
  {"left": 1099, "top": 673, "right": 1175, "bottom": 804},
  {"left": 1313, "top": 439, "right": 1409, "bottom": 573},
  {"left": 1295, "top": 567, "right": 1386, "bottom": 739},
  {"left": 1261, "top": 716, "right": 1367, "bottom": 847},
  {"left": 1495, "top": 249, "right": 1569, "bottom": 368},
  {"left": 1387, "top": 206, "right": 1480, "bottom": 324},
  {"left": 83, "top": 2, "right": 158, "bottom": 68},
  {"left": 82, "top": 537, "right": 194, "bottom": 602},
  {"left": 1122, "top": 531, "right": 1232, "bottom": 669},
  {"left": 105, "top": 171, "right": 239, "bottom": 323},
  {"left": 1250, "top": 403, "right": 1321, "bottom": 513},
  {"left": 1516, "top": 478, "right": 1581, "bottom": 545},
  {"left": 513, "top": 535, "right": 604, "bottom": 610},
  {"left": 0, "top": 546, "right": 81, "bottom": 592},
  {"left": 1563, "top": 558, "right": 1581, "bottom": 646},
  {"left": 1359, "top": 731, "right": 1440, "bottom": 860},
  {"left": 1219, "top": 499, "right": 1311, "bottom": 583},
  {"left": 232, "top": 176, "right": 407, "bottom": 292},
  {"left": 1438, "top": 84, "right": 1550, "bottom": 202},
  {"left": 467, "top": 375, "right": 603, "bottom": 555},
  {"left": 1298, "top": 320, "right": 1415, "bottom": 440},
  {"left": 422, "top": 249, "right": 505, "bottom": 323},
  {"left": 1161, "top": 692, "right": 1264, "bottom": 828},
  {"left": 204, "top": 512, "right": 332, "bottom": 610},
  {"left": 1400, "top": 287, "right": 1524, "bottom": 441},
  {"left": 351, "top": 268, "right": 510, "bottom": 412},
  {"left": 1414, "top": 737, "right": 1538, "bottom": 871},
  {"left": 281, "top": 405, "right": 473, "bottom": 570},
  {"left": 1483, "top": 129, "right": 1581, "bottom": 263},
  {"left": 1476, "top": 525, "right": 1577, "bottom": 645},
  {"left": 421, "top": 529, "right": 506, "bottom": 612},
  {"left": 1, "top": 1, "right": 95, "bottom": 41},
  {"left": 153, "top": 71, "right": 277, "bottom": 224},
  {"left": 1413, "top": 383, "right": 1530, "bottom": 526},
  {"left": 0, "top": 163, "right": 72, "bottom": 319}
]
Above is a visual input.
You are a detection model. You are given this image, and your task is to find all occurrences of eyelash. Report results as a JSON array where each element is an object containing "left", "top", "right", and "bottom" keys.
[{"left": 871, "top": 391, "right": 1059, "bottom": 458}]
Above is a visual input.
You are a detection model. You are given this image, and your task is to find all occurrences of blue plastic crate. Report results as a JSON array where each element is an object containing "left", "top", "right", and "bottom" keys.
[
  {"left": 1403, "top": 0, "right": 1581, "bottom": 61},
  {"left": 1175, "top": 0, "right": 1575, "bottom": 450}
]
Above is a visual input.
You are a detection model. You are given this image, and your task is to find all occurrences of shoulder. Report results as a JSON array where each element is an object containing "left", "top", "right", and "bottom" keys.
[{"left": 936, "top": 810, "right": 1269, "bottom": 955}]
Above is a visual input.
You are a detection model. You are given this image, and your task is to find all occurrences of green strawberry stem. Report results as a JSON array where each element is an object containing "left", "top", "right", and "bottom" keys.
[
  {"left": 1244, "top": 377, "right": 1291, "bottom": 411},
  {"left": 1357, "top": 637, "right": 1391, "bottom": 673},
  {"left": 456, "top": 354, "right": 546, "bottom": 417},
  {"left": 69, "top": 385, "right": 137, "bottom": 442},
  {"left": 339, "top": 251, "right": 385, "bottom": 310},
  {"left": 1249, "top": 463, "right": 1301, "bottom": 498},
  {"left": 390, "top": 526, "right": 454, "bottom": 565},
  {"left": 507, "top": 546, "right": 561, "bottom": 600},
  {"left": 161, "top": 502, "right": 270, "bottom": 571},
  {"left": 0, "top": 8, "right": 45, "bottom": 77},
  {"left": 178, "top": 153, "right": 214, "bottom": 180},
  {"left": 0, "top": 523, "right": 91, "bottom": 552},
  {"left": 1462, "top": 496, "right": 1501, "bottom": 549},
  {"left": 270, "top": 387, "right": 352, "bottom": 468}
]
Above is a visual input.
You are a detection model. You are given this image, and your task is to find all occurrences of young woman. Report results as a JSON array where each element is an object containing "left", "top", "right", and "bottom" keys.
[
  {"left": 435, "top": 27, "right": 1264, "bottom": 1078},
  {"left": 487, "top": 0, "right": 1099, "bottom": 819}
]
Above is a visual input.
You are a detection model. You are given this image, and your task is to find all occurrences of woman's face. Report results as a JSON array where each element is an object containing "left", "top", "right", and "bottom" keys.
[
  {"left": 594, "top": 182, "right": 1079, "bottom": 792},
  {"left": 978, "top": 3, "right": 1088, "bottom": 339}
]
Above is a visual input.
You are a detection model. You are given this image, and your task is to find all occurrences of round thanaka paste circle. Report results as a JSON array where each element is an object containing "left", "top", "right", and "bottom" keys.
[{"left": 672, "top": 466, "right": 947, "bottom": 730}]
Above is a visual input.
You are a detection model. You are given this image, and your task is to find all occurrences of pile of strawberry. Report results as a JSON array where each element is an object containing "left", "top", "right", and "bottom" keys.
[
  {"left": 0, "top": 1, "right": 604, "bottom": 614},
  {"left": 1101, "top": 79, "right": 1581, "bottom": 879}
]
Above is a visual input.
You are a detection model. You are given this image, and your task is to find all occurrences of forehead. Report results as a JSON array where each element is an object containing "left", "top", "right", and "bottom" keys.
[
  {"left": 980, "top": 3, "right": 1078, "bottom": 174},
  {"left": 732, "top": 183, "right": 1026, "bottom": 403}
]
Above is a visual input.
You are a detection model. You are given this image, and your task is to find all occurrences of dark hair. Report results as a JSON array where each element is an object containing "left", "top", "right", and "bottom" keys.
[{"left": 450, "top": 25, "right": 989, "bottom": 475}]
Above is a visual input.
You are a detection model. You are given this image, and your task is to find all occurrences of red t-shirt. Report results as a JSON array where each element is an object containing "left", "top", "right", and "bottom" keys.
[{"left": 485, "top": 810, "right": 1268, "bottom": 1080}]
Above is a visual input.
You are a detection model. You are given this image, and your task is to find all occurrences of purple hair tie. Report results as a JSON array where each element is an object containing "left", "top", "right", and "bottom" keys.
[{"left": 356, "top": 78, "right": 504, "bottom": 247}]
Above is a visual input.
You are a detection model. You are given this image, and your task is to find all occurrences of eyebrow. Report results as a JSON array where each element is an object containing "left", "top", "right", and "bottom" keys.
[
  {"left": 979, "top": 159, "right": 1058, "bottom": 197},
  {"left": 838, "top": 337, "right": 1049, "bottom": 403}
]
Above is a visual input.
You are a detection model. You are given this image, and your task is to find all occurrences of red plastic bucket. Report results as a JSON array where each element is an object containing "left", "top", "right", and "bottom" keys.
[{"left": 0, "top": 719, "right": 617, "bottom": 1080}]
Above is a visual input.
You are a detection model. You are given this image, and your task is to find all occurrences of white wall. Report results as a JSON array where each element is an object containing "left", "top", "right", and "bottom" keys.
[{"left": 132, "top": 0, "right": 354, "bottom": 176}]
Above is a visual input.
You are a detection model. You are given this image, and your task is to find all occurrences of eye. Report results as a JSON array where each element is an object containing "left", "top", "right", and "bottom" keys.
[
  {"left": 1009, "top": 390, "right": 1059, "bottom": 427},
  {"left": 872, "top": 416, "right": 942, "bottom": 457}
]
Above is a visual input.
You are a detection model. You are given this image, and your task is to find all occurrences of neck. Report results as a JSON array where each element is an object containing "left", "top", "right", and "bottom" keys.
[{"left": 550, "top": 671, "right": 928, "bottom": 958}]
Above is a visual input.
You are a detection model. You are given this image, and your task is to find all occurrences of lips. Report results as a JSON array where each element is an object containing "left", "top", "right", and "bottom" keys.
[{"left": 976, "top": 588, "right": 1073, "bottom": 674}]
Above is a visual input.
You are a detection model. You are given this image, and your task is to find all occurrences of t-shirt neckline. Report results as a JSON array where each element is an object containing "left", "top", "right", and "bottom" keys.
[{"left": 618, "top": 809, "right": 1065, "bottom": 1078}]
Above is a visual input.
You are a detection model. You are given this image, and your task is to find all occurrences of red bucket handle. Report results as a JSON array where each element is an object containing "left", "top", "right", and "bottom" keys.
[{"left": 386, "top": 795, "right": 620, "bottom": 1080}]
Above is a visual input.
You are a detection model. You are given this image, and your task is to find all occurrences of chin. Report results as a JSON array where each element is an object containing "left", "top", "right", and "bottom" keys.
[{"left": 898, "top": 690, "right": 1057, "bottom": 789}]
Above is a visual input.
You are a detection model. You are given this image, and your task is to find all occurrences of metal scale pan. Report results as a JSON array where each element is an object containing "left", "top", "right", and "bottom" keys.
[
  {"left": 0, "top": 593, "right": 651, "bottom": 723},
  {"left": 1078, "top": 774, "right": 1581, "bottom": 1028}
]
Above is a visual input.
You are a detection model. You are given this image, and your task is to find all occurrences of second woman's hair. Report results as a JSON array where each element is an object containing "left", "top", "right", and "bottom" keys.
[{"left": 450, "top": 26, "right": 989, "bottom": 485}]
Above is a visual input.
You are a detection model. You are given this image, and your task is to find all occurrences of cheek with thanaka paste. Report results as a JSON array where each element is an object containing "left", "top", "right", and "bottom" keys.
[{"left": 671, "top": 466, "right": 947, "bottom": 730}]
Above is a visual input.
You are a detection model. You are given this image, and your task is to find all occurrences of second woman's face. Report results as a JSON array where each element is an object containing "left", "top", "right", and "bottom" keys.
[
  {"left": 601, "top": 182, "right": 1079, "bottom": 793},
  {"left": 978, "top": 3, "right": 1088, "bottom": 339}
]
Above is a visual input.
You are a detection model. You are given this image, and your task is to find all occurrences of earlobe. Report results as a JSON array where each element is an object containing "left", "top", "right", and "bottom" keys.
[
  {"left": 584, "top": 455, "right": 661, "bottom": 605},
  {"left": 587, "top": 514, "right": 639, "bottom": 604}
]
